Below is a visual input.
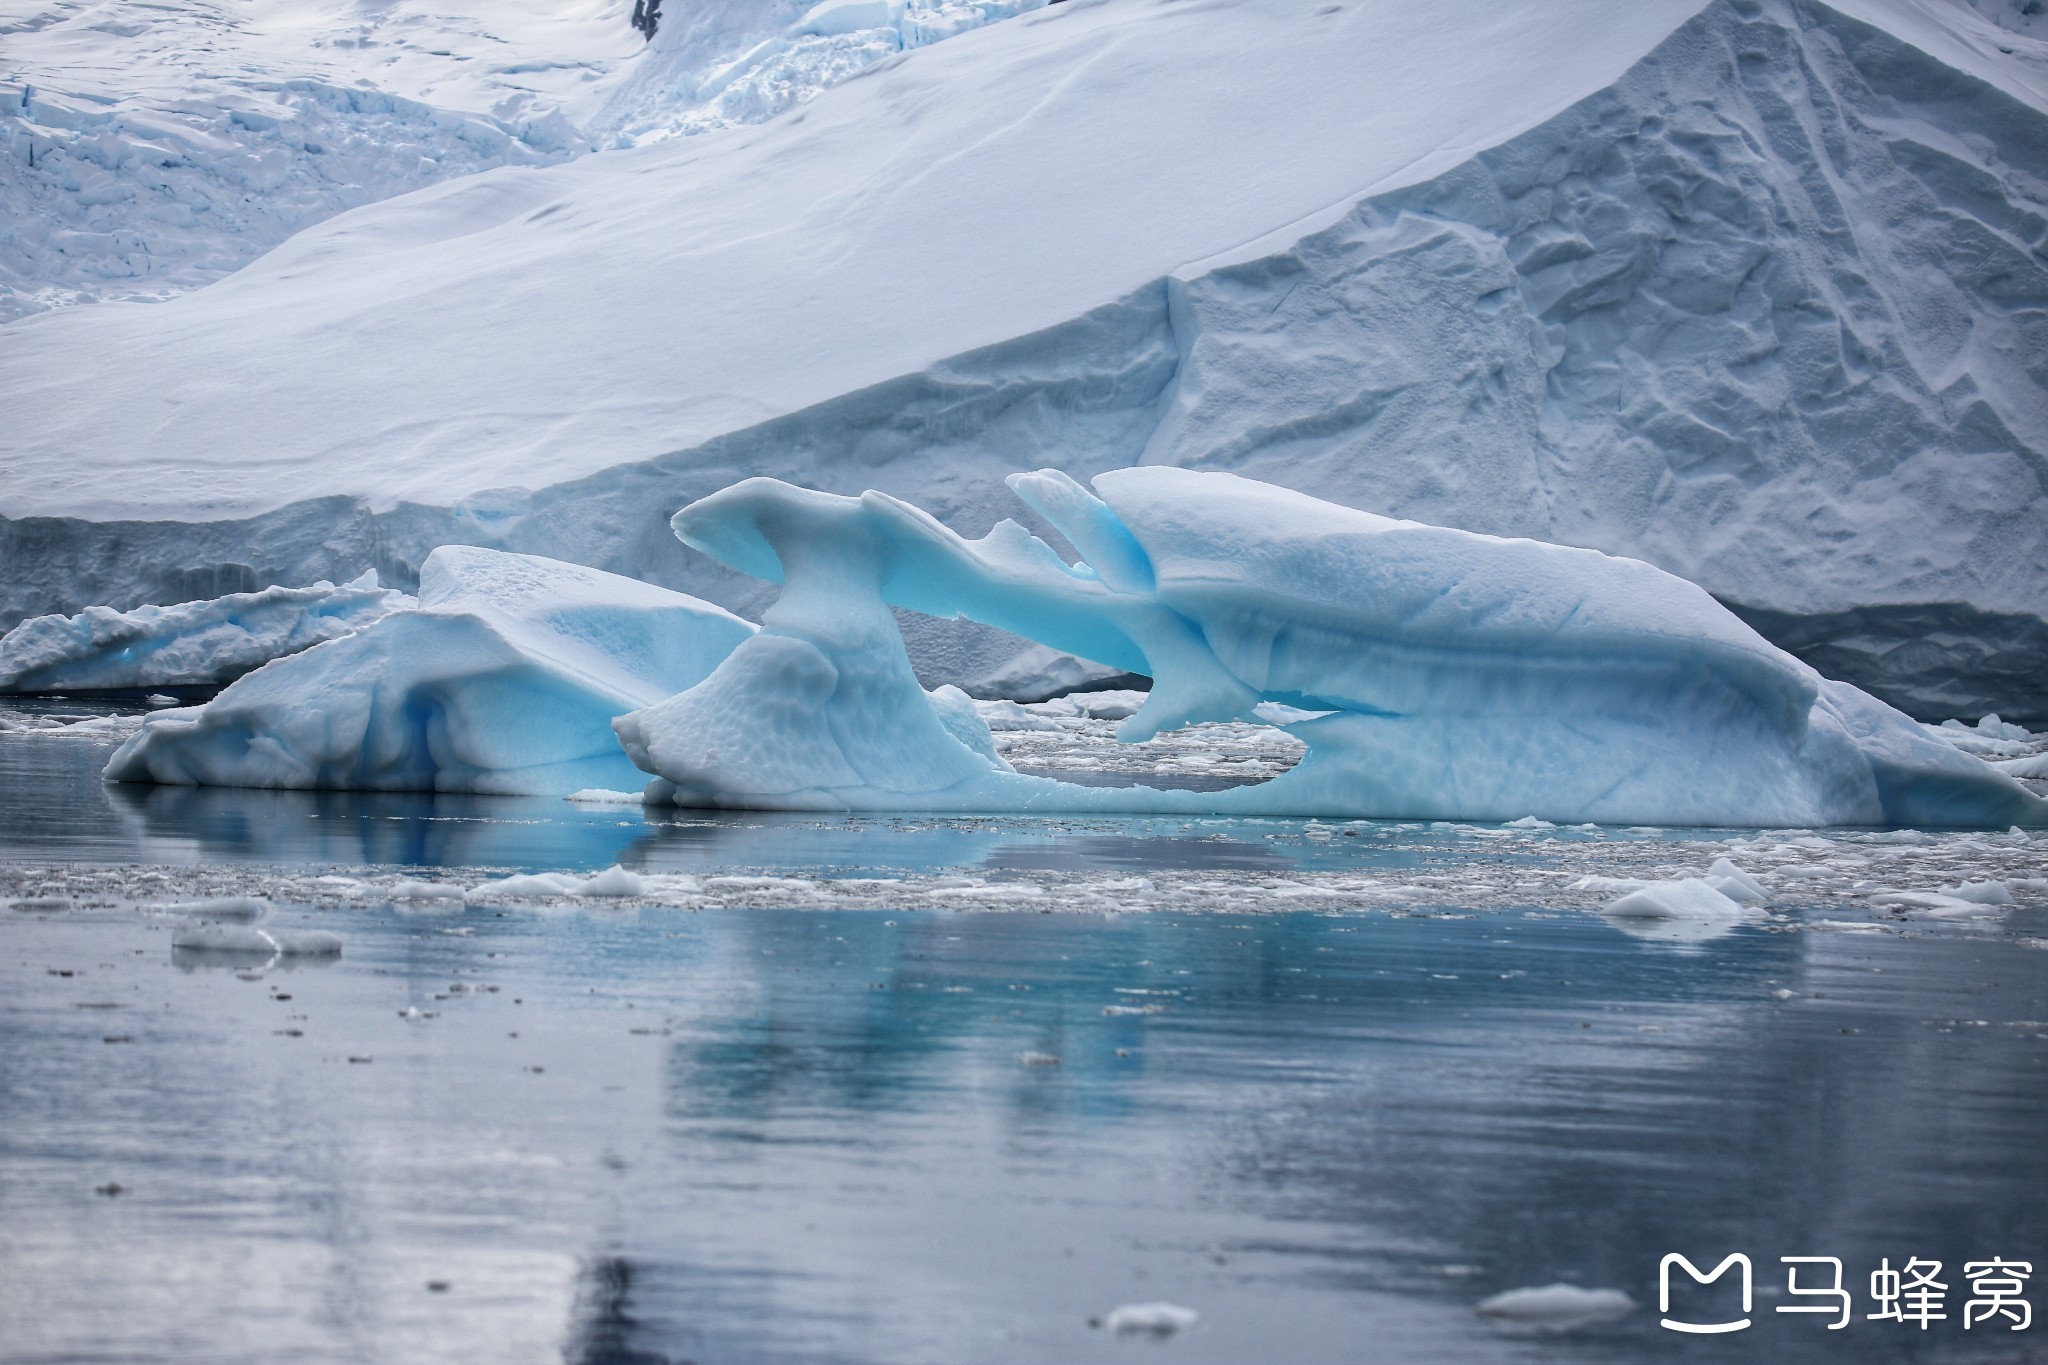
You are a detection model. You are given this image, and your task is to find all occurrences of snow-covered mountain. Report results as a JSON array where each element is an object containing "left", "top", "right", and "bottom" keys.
[{"left": 2, "top": 0, "right": 2044, "bottom": 722}]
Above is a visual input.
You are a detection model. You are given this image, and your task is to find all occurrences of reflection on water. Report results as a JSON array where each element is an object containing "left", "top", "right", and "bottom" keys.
[
  {"left": 3, "top": 899, "right": 2042, "bottom": 1363},
  {"left": 0, "top": 725, "right": 1602, "bottom": 877}
]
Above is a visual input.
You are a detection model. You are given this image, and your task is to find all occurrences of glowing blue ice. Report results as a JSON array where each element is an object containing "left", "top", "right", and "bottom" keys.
[
  {"left": 108, "top": 547, "right": 753, "bottom": 795},
  {"left": 620, "top": 468, "right": 2046, "bottom": 827}
]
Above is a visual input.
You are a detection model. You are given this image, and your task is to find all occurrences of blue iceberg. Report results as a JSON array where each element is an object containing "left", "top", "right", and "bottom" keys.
[
  {"left": 107, "top": 547, "right": 754, "bottom": 795},
  {"left": 617, "top": 468, "right": 2045, "bottom": 828}
]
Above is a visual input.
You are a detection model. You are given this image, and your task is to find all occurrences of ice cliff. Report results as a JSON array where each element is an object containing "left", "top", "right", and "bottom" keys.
[
  {"left": 106, "top": 547, "right": 753, "bottom": 794},
  {"left": 615, "top": 468, "right": 2045, "bottom": 827},
  {"left": 4, "top": 0, "right": 2045, "bottom": 721}
]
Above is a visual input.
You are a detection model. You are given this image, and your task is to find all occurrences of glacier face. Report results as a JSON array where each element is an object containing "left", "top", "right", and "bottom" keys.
[
  {"left": 617, "top": 467, "right": 2045, "bottom": 826},
  {"left": 1, "top": 0, "right": 2043, "bottom": 720},
  {"left": 105, "top": 546, "right": 754, "bottom": 794}
]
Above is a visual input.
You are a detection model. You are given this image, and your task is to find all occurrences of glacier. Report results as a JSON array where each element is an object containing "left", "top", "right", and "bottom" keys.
[
  {"left": 0, "top": 570, "right": 408, "bottom": 692},
  {"left": 106, "top": 546, "right": 753, "bottom": 795},
  {"left": 616, "top": 467, "right": 2047, "bottom": 827},
  {"left": 2, "top": 0, "right": 2045, "bottom": 722}
]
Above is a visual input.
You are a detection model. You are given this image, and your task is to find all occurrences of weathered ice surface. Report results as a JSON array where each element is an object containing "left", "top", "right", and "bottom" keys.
[
  {"left": 106, "top": 547, "right": 753, "bottom": 795},
  {"left": 617, "top": 468, "right": 2046, "bottom": 827},
  {"left": 0, "top": 570, "right": 408, "bottom": 691}
]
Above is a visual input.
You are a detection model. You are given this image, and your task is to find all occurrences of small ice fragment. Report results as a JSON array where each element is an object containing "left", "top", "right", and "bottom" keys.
[
  {"left": 565, "top": 788, "right": 646, "bottom": 805},
  {"left": 171, "top": 895, "right": 268, "bottom": 921},
  {"left": 578, "top": 865, "right": 645, "bottom": 897},
  {"left": 1100, "top": 1302, "right": 1199, "bottom": 1336},
  {"left": 466, "top": 872, "right": 585, "bottom": 901},
  {"left": 144, "top": 694, "right": 178, "bottom": 707},
  {"left": 1503, "top": 816, "right": 1556, "bottom": 829},
  {"left": 388, "top": 880, "right": 463, "bottom": 901},
  {"left": 1705, "top": 858, "right": 1768, "bottom": 904},
  {"left": 1942, "top": 880, "right": 2014, "bottom": 905},
  {"left": 1015, "top": 1050, "right": 1061, "bottom": 1067},
  {"left": 1603, "top": 879, "right": 1744, "bottom": 921},
  {"left": 171, "top": 924, "right": 340, "bottom": 955},
  {"left": 1476, "top": 1284, "right": 1633, "bottom": 1330}
]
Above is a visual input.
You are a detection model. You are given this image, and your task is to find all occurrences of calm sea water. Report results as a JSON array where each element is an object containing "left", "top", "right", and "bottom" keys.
[{"left": 2, "top": 707, "right": 2044, "bottom": 1363}]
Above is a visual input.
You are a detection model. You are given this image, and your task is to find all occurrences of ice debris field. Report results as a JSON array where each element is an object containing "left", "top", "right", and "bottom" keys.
[{"left": 88, "top": 468, "right": 2048, "bottom": 830}]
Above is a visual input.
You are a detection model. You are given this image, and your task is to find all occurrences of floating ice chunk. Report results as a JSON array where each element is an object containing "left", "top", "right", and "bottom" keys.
[
  {"left": 623, "top": 470, "right": 2047, "bottom": 827},
  {"left": 171, "top": 923, "right": 341, "bottom": 955},
  {"left": 1603, "top": 879, "right": 1745, "bottom": 921},
  {"left": 0, "top": 571, "right": 410, "bottom": 692},
  {"left": 168, "top": 895, "right": 268, "bottom": 922},
  {"left": 1099, "top": 1302, "right": 1198, "bottom": 1336},
  {"left": 578, "top": 866, "right": 645, "bottom": 898},
  {"left": 388, "top": 880, "right": 464, "bottom": 902},
  {"left": 1476, "top": 1284, "right": 1633, "bottom": 1330},
  {"left": 466, "top": 872, "right": 587, "bottom": 902},
  {"left": 565, "top": 789, "right": 647, "bottom": 805},
  {"left": 1998, "top": 753, "right": 2048, "bottom": 779},
  {"left": 1941, "top": 880, "right": 2015, "bottom": 905},
  {"left": 1504, "top": 816, "right": 1557, "bottom": 830},
  {"left": 966, "top": 642, "right": 1136, "bottom": 702},
  {"left": 106, "top": 547, "right": 755, "bottom": 795},
  {"left": 1705, "top": 858, "right": 1769, "bottom": 904},
  {"left": 464, "top": 866, "right": 646, "bottom": 900},
  {"left": 977, "top": 701, "right": 1063, "bottom": 732}
]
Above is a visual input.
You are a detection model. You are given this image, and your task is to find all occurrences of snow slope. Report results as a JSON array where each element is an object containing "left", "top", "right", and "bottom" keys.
[
  {"left": 2, "top": 0, "right": 2044, "bottom": 720},
  {"left": 0, "top": 0, "right": 1046, "bottom": 320}
]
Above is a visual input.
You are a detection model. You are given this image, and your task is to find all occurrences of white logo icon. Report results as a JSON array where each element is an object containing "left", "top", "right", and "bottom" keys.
[{"left": 1660, "top": 1253, "right": 1752, "bottom": 1335}]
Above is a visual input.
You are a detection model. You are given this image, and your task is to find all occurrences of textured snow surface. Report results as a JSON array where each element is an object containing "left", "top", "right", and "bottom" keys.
[
  {"left": 0, "top": 569, "right": 409, "bottom": 690},
  {"left": 617, "top": 467, "right": 2047, "bottom": 826},
  {"left": 105, "top": 546, "right": 753, "bottom": 794},
  {"left": 3, "top": 0, "right": 2045, "bottom": 722}
]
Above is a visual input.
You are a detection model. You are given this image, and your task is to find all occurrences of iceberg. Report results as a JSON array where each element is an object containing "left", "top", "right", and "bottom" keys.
[
  {"left": 107, "top": 547, "right": 754, "bottom": 795},
  {"left": 619, "top": 468, "right": 2047, "bottom": 828},
  {"left": 0, "top": 571, "right": 410, "bottom": 692}
]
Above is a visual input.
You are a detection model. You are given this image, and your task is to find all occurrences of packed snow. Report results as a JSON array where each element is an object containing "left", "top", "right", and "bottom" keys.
[
  {"left": 0, "top": 570, "right": 409, "bottom": 691},
  {"left": 617, "top": 468, "right": 2048, "bottom": 826},
  {"left": 105, "top": 546, "right": 752, "bottom": 794}
]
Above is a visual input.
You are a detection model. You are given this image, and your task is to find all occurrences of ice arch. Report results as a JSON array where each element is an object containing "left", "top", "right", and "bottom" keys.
[{"left": 617, "top": 468, "right": 2046, "bottom": 827}]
